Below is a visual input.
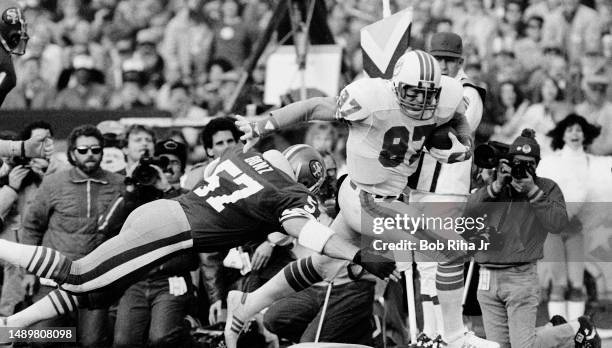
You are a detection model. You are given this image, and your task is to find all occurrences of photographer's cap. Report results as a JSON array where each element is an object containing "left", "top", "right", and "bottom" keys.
[
  {"left": 155, "top": 139, "right": 187, "bottom": 169},
  {"left": 429, "top": 32, "right": 463, "bottom": 59},
  {"left": 509, "top": 128, "right": 540, "bottom": 159}
]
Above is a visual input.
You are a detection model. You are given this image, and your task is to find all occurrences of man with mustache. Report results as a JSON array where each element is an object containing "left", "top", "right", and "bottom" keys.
[{"left": 18, "top": 124, "right": 124, "bottom": 347}]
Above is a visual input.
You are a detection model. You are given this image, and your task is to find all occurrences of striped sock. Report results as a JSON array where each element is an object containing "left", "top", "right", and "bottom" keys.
[
  {"left": 48, "top": 289, "right": 79, "bottom": 316},
  {"left": 436, "top": 262, "right": 465, "bottom": 341},
  {"left": 283, "top": 257, "right": 323, "bottom": 292},
  {"left": 25, "top": 247, "right": 71, "bottom": 283}
]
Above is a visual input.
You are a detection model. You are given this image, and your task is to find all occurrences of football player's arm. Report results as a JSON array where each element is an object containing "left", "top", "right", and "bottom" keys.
[
  {"left": 247, "top": 97, "right": 337, "bottom": 137},
  {"left": 281, "top": 217, "right": 399, "bottom": 281},
  {"left": 451, "top": 103, "right": 472, "bottom": 147}
]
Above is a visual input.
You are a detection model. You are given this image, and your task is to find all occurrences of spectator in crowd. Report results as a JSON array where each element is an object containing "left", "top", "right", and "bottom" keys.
[
  {"left": 458, "top": 0, "right": 497, "bottom": 58},
  {"left": 575, "top": 71, "right": 612, "bottom": 155},
  {"left": 541, "top": 0, "right": 602, "bottom": 63},
  {"left": 211, "top": 0, "right": 254, "bottom": 69},
  {"left": 490, "top": 0, "right": 523, "bottom": 55},
  {"left": 3, "top": 55, "right": 56, "bottom": 109},
  {"left": 107, "top": 139, "right": 199, "bottom": 348},
  {"left": 487, "top": 81, "right": 530, "bottom": 143},
  {"left": 161, "top": 0, "right": 214, "bottom": 85},
  {"left": 537, "top": 114, "right": 601, "bottom": 322},
  {"left": 183, "top": 116, "right": 240, "bottom": 190},
  {"left": 520, "top": 75, "right": 572, "bottom": 156},
  {"left": 19, "top": 124, "right": 124, "bottom": 347},
  {"left": 133, "top": 29, "right": 166, "bottom": 90},
  {"left": 109, "top": 59, "right": 154, "bottom": 110},
  {"left": 168, "top": 82, "right": 208, "bottom": 119},
  {"left": 122, "top": 124, "right": 156, "bottom": 175},
  {"left": 55, "top": 54, "right": 110, "bottom": 109},
  {"left": 513, "top": 16, "right": 546, "bottom": 73}
]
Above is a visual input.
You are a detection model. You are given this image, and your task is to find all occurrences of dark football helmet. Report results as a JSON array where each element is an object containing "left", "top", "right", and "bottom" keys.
[
  {"left": 0, "top": 1, "right": 28, "bottom": 55},
  {"left": 282, "top": 144, "right": 326, "bottom": 193}
]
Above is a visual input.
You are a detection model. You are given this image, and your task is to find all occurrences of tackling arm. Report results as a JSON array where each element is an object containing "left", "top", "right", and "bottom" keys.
[
  {"left": 281, "top": 217, "right": 399, "bottom": 280},
  {"left": 245, "top": 97, "right": 337, "bottom": 137}
]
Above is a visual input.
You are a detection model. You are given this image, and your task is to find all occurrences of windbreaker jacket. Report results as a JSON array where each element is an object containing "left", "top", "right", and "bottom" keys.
[{"left": 20, "top": 167, "right": 124, "bottom": 260}]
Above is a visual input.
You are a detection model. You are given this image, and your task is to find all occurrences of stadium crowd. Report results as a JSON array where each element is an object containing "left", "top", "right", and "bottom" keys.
[{"left": 1, "top": 0, "right": 612, "bottom": 347}]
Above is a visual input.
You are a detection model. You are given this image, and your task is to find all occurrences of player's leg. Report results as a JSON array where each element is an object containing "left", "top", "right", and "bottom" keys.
[
  {"left": 417, "top": 261, "right": 441, "bottom": 338},
  {"left": 0, "top": 199, "right": 193, "bottom": 294},
  {"left": 224, "top": 215, "right": 352, "bottom": 348},
  {"left": 2, "top": 289, "right": 79, "bottom": 327},
  {"left": 544, "top": 234, "right": 569, "bottom": 319}
]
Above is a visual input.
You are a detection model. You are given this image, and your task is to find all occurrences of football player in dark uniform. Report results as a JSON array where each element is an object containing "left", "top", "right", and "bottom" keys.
[
  {"left": 0, "top": 0, "right": 28, "bottom": 107},
  {"left": 0, "top": 144, "right": 398, "bottom": 328}
]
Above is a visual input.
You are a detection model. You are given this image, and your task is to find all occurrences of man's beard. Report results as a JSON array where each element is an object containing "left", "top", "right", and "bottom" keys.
[{"left": 76, "top": 157, "right": 102, "bottom": 174}]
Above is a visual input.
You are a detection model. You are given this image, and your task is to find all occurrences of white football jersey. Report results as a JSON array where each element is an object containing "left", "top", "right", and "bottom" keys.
[
  {"left": 409, "top": 71, "right": 483, "bottom": 196},
  {"left": 335, "top": 75, "right": 464, "bottom": 196}
]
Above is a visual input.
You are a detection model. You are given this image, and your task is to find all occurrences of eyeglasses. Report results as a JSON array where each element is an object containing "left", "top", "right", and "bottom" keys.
[{"left": 75, "top": 145, "right": 103, "bottom": 155}]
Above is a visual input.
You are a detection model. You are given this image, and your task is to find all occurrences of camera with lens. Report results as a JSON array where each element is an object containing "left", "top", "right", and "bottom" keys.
[
  {"left": 126, "top": 150, "right": 169, "bottom": 186},
  {"left": 474, "top": 141, "right": 535, "bottom": 179}
]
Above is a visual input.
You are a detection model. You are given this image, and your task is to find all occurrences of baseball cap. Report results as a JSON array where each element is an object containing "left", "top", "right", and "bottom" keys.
[
  {"left": 429, "top": 32, "right": 463, "bottom": 59},
  {"left": 155, "top": 139, "right": 187, "bottom": 169}
]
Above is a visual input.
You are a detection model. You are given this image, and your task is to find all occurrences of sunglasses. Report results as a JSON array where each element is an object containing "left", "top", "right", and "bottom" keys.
[{"left": 75, "top": 145, "right": 103, "bottom": 155}]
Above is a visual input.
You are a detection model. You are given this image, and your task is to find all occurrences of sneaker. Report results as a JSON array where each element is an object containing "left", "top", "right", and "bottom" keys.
[
  {"left": 574, "top": 315, "right": 601, "bottom": 348},
  {"left": 416, "top": 332, "right": 442, "bottom": 348},
  {"left": 550, "top": 315, "right": 568, "bottom": 326},
  {"left": 446, "top": 332, "right": 500, "bottom": 348}
]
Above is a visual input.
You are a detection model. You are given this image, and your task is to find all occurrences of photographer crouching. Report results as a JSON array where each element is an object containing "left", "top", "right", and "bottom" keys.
[
  {"left": 466, "top": 129, "right": 600, "bottom": 348},
  {"left": 101, "top": 138, "right": 199, "bottom": 347}
]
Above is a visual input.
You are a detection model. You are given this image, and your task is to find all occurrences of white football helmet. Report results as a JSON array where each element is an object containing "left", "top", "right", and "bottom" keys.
[{"left": 391, "top": 50, "right": 442, "bottom": 120}]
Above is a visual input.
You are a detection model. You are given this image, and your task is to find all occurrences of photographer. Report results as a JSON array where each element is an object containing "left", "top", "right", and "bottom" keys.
[
  {"left": 466, "top": 129, "right": 599, "bottom": 348},
  {"left": 100, "top": 139, "right": 199, "bottom": 348}
]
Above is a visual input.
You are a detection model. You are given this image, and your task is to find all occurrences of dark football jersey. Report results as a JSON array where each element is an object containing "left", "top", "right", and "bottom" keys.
[
  {"left": 0, "top": 48, "right": 16, "bottom": 107},
  {"left": 177, "top": 147, "right": 319, "bottom": 252}
]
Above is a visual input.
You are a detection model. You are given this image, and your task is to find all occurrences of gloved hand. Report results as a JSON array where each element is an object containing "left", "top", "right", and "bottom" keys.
[
  {"left": 428, "top": 132, "right": 471, "bottom": 164},
  {"left": 168, "top": 276, "right": 188, "bottom": 296},
  {"left": 352, "top": 249, "right": 400, "bottom": 281}
]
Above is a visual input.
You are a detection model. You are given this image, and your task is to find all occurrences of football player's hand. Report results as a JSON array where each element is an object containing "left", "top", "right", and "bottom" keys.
[
  {"left": 209, "top": 300, "right": 226, "bottom": 325},
  {"left": 353, "top": 249, "right": 400, "bottom": 282},
  {"left": 235, "top": 115, "right": 260, "bottom": 152},
  {"left": 428, "top": 132, "right": 471, "bottom": 164},
  {"left": 251, "top": 241, "right": 274, "bottom": 271}
]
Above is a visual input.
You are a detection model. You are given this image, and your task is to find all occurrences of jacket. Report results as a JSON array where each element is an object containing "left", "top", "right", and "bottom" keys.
[
  {"left": 20, "top": 167, "right": 124, "bottom": 260},
  {"left": 466, "top": 176, "right": 568, "bottom": 266}
]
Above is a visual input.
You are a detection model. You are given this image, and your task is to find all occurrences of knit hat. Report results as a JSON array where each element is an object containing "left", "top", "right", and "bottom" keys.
[{"left": 509, "top": 128, "right": 540, "bottom": 159}]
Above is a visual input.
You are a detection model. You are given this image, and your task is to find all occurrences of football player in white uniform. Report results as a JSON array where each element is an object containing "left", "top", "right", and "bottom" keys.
[{"left": 225, "top": 50, "right": 478, "bottom": 348}]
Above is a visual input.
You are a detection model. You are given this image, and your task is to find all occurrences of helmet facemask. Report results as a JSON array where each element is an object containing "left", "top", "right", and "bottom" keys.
[
  {"left": 395, "top": 80, "right": 441, "bottom": 120},
  {"left": 0, "top": 7, "right": 29, "bottom": 55}
]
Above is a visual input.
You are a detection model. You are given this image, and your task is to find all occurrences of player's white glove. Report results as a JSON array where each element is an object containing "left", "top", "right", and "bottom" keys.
[
  {"left": 235, "top": 115, "right": 261, "bottom": 152},
  {"left": 428, "top": 132, "right": 471, "bottom": 164}
]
